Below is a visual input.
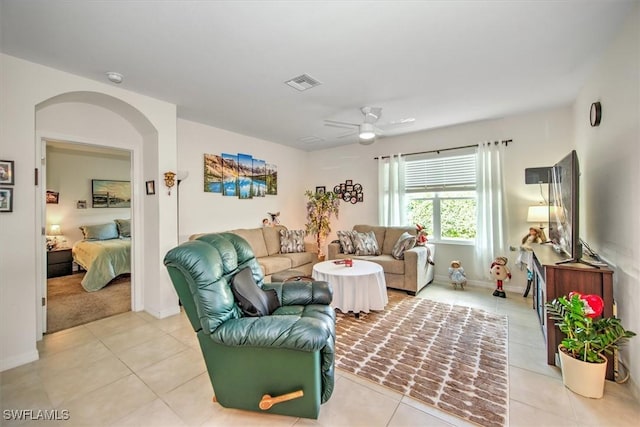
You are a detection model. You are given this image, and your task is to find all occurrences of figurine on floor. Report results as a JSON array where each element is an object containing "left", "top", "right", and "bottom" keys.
[
  {"left": 448, "top": 260, "right": 467, "bottom": 290},
  {"left": 490, "top": 256, "right": 511, "bottom": 298}
]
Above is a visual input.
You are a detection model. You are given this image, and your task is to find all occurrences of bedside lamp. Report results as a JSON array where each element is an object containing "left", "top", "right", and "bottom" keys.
[
  {"left": 47, "top": 224, "right": 62, "bottom": 250},
  {"left": 527, "top": 205, "right": 548, "bottom": 229}
]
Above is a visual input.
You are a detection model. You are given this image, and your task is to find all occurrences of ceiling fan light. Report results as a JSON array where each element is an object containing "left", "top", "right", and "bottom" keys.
[{"left": 359, "top": 123, "right": 376, "bottom": 140}]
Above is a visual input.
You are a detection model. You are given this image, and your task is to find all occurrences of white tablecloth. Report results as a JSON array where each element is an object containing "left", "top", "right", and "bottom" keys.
[{"left": 312, "top": 260, "right": 388, "bottom": 313}]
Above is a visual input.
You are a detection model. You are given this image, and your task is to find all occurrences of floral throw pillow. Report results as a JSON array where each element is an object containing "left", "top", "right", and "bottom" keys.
[
  {"left": 280, "top": 229, "right": 306, "bottom": 253},
  {"left": 391, "top": 232, "right": 417, "bottom": 260},
  {"left": 337, "top": 230, "right": 357, "bottom": 254},
  {"left": 353, "top": 231, "right": 381, "bottom": 256}
]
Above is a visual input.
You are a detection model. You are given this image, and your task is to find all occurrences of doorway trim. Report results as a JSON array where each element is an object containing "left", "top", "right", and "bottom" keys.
[{"left": 37, "top": 135, "right": 136, "bottom": 337}]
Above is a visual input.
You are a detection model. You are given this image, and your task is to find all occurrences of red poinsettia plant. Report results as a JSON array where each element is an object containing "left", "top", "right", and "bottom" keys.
[{"left": 546, "top": 292, "right": 636, "bottom": 363}]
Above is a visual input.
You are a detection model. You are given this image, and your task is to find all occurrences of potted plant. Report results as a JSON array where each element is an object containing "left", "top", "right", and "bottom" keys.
[
  {"left": 304, "top": 190, "right": 340, "bottom": 260},
  {"left": 546, "top": 292, "right": 636, "bottom": 398}
]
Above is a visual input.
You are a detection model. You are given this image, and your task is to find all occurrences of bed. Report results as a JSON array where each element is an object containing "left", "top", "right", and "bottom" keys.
[{"left": 72, "top": 220, "right": 132, "bottom": 292}]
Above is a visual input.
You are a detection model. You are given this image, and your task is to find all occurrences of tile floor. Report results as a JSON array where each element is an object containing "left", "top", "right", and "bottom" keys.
[{"left": 1, "top": 281, "right": 638, "bottom": 426}]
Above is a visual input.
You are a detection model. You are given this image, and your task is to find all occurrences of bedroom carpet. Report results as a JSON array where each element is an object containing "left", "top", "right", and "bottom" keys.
[
  {"left": 334, "top": 290, "right": 509, "bottom": 427},
  {"left": 46, "top": 273, "right": 131, "bottom": 333}
]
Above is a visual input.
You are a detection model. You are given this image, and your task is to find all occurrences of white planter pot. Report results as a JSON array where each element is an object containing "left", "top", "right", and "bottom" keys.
[{"left": 558, "top": 345, "right": 607, "bottom": 399}]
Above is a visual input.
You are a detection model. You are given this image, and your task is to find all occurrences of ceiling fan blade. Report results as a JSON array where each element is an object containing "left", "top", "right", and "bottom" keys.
[
  {"left": 373, "top": 126, "right": 385, "bottom": 136},
  {"left": 337, "top": 129, "right": 358, "bottom": 138},
  {"left": 378, "top": 117, "right": 416, "bottom": 130},
  {"left": 324, "top": 119, "right": 358, "bottom": 128},
  {"left": 324, "top": 122, "right": 356, "bottom": 130}
]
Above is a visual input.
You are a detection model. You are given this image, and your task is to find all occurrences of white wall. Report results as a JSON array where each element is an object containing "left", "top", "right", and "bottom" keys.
[
  {"left": 177, "top": 119, "right": 309, "bottom": 241},
  {"left": 574, "top": 3, "right": 639, "bottom": 399},
  {"left": 304, "top": 106, "right": 574, "bottom": 287},
  {"left": 0, "top": 54, "right": 178, "bottom": 371},
  {"left": 45, "top": 145, "right": 131, "bottom": 247}
]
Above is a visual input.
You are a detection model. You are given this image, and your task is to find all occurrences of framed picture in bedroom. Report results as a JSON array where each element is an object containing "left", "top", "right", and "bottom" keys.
[
  {"left": 46, "top": 190, "right": 59, "bottom": 204},
  {"left": 0, "top": 160, "right": 14, "bottom": 185},
  {"left": 0, "top": 187, "right": 13, "bottom": 212},
  {"left": 92, "top": 179, "right": 131, "bottom": 208}
]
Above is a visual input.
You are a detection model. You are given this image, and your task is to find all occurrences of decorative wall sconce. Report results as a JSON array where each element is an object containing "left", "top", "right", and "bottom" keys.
[{"left": 164, "top": 171, "right": 176, "bottom": 195}]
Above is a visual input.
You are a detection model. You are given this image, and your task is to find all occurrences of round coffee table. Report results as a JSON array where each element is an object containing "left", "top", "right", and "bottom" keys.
[{"left": 312, "top": 260, "right": 388, "bottom": 316}]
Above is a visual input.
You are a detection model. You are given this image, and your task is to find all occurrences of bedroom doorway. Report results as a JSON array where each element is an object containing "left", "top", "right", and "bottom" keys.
[{"left": 43, "top": 139, "right": 133, "bottom": 334}]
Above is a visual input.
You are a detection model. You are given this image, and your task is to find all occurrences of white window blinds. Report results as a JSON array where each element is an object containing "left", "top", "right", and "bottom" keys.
[{"left": 405, "top": 153, "right": 476, "bottom": 192}]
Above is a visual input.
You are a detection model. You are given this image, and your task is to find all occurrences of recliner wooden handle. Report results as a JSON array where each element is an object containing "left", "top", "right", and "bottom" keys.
[{"left": 258, "top": 390, "right": 304, "bottom": 410}]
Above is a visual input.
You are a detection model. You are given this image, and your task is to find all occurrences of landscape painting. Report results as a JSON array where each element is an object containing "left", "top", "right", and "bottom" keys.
[
  {"left": 221, "top": 153, "right": 238, "bottom": 197},
  {"left": 203, "top": 153, "right": 223, "bottom": 193},
  {"left": 237, "top": 153, "right": 253, "bottom": 199},
  {"left": 252, "top": 158, "right": 266, "bottom": 197},
  {"left": 92, "top": 180, "right": 131, "bottom": 208},
  {"left": 266, "top": 163, "right": 278, "bottom": 195}
]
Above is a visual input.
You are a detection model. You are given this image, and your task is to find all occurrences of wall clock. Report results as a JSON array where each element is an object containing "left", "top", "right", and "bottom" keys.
[{"left": 590, "top": 102, "right": 602, "bottom": 127}]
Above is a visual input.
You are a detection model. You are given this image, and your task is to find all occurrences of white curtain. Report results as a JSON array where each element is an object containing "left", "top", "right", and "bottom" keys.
[
  {"left": 475, "top": 142, "right": 509, "bottom": 277},
  {"left": 378, "top": 154, "right": 406, "bottom": 226}
]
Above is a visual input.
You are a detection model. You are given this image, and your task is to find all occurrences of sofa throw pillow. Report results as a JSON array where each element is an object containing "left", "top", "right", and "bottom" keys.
[
  {"left": 353, "top": 231, "right": 381, "bottom": 256},
  {"left": 231, "top": 267, "right": 280, "bottom": 317},
  {"left": 114, "top": 219, "right": 131, "bottom": 238},
  {"left": 336, "top": 230, "right": 357, "bottom": 254},
  {"left": 280, "top": 229, "right": 306, "bottom": 253},
  {"left": 391, "top": 232, "right": 417, "bottom": 260},
  {"left": 79, "top": 222, "right": 119, "bottom": 240}
]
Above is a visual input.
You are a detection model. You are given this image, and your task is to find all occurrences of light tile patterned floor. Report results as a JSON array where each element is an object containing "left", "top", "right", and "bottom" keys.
[{"left": 1, "top": 281, "right": 638, "bottom": 426}]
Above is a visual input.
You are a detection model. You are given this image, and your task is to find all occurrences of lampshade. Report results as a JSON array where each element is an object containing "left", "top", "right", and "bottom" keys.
[
  {"left": 48, "top": 224, "right": 62, "bottom": 236},
  {"left": 358, "top": 123, "right": 376, "bottom": 140},
  {"left": 527, "top": 205, "right": 548, "bottom": 225}
]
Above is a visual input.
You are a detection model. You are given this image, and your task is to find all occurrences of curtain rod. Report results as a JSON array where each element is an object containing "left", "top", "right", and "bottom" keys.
[{"left": 373, "top": 139, "right": 512, "bottom": 160}]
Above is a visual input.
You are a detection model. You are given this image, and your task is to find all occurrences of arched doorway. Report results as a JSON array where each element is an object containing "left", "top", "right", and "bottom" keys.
[{"left": 34, "top": 91, "right": 173, "bottom": 337}]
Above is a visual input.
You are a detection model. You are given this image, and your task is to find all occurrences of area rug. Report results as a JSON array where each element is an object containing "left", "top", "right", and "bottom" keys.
[
  {"left": 334, "top": 291, "right": 508, "bottom": 427},
  {"left": 47, "top": 273, "right": 131, "bottom": 333}
]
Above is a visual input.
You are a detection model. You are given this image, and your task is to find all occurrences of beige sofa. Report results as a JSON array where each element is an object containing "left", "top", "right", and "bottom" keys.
[
  {"left": 190, "top": 225, "right": 318, "bottom": 282},
  {"left": 328, "top": 225, "right": 435, "bottom": 295}
]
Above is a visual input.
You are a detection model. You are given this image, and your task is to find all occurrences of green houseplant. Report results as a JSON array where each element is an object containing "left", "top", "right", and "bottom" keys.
[
  {"left": 546, "top": 292, "right": 636, "bottom": 398},
  {"left": 304, "top": 190, "right": 340, "bottom": 259}
]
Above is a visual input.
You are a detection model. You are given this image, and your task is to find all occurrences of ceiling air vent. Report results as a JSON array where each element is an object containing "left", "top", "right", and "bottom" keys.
[{"left": 285, "top": 74, "right": 321, "bottom": 91}]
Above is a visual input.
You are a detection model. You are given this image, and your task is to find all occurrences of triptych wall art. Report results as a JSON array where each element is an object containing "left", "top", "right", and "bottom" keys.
[{"left": 204, "top": 153, "right": 277, "bottom": 198}]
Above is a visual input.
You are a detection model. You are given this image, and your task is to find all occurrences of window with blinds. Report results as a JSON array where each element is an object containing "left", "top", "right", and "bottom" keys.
[{"left": 405, "top": 153, "right": 476, "bottom": 192}]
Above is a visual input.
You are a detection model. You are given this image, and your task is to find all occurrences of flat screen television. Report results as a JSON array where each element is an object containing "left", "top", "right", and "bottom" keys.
[{"left": 548, "top": 150, "right": 597, "bottom": 267}]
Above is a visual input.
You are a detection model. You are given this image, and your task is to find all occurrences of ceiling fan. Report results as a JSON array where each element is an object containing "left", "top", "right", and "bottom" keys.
[{"left": 324, "top": 107, "right": 415, "bottom": 145}]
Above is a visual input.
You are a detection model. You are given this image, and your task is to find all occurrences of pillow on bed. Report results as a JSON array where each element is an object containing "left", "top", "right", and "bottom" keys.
[
  {"left": 79, "top": 222, "right": 119, "bottom": 240},
  {"left": 115, "top": 219, "right": 131, "bottom": 238}
]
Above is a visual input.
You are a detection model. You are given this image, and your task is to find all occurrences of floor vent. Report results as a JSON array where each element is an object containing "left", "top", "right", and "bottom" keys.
[{"left": 285, "top": 74, "right": 321, "bottom": 91}]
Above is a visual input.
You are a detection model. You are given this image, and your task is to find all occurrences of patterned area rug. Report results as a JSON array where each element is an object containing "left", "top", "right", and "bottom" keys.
[{"left": 335, "top": 291, "right": 509, "bottom": 427}]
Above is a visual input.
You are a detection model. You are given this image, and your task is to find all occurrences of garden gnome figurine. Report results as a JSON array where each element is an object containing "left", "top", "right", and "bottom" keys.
[
  {"left": 448, "top": 260, "right": 466, "bottom": 290},
  {"left": 490, "top": 256, "right": 511, "bottom": 298}
]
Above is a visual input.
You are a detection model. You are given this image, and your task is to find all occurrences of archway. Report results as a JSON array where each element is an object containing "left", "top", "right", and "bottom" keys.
[{"left": 34, "top": 91, "right": 175, "bottom": 337}]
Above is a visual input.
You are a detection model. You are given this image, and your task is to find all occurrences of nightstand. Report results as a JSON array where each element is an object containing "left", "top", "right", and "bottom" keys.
[{"left": 47, "top": 248, "right": 73, "bottom": 278}]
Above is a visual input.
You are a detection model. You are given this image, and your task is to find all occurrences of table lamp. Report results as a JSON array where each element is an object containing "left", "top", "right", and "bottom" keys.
[{"left": 527, "top": 205, "right": 548, "bottom": 229}]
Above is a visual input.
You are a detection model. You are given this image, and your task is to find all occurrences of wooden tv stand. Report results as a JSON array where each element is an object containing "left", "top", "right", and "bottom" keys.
[{"left": 530, "top": 244, "right": 614, "bottom": 380}]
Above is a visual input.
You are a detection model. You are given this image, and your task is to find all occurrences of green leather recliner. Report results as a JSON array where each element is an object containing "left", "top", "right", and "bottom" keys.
[{"left": 163, "top": 232, "right": 335, "bottom": 419}]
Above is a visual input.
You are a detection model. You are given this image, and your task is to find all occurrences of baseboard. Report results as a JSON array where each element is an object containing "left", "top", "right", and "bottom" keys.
[
  {"left": 138, "top": 305, "right": 181, "bottom": 320},
  {"left": 433, "top": 274, "right": 527, "bottom": 294},
  {"left": 0, "top": 349, "right": 39, "bottom": 372}
]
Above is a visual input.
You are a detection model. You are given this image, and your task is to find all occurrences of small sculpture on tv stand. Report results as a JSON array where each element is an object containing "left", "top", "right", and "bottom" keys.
[
  {"left": 490, "top": 256, "right": 511, "bottom": 298},
  {"left": 448, "top": 260, "right": 466, "bottom": 290}
]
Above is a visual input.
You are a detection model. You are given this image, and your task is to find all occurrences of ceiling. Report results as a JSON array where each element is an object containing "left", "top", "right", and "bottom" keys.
[{"left": 1, "top": 1, "right": 634, "bottom": 151}]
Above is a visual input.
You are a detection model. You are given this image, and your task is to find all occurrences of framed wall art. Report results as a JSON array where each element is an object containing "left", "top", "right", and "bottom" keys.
[
  {"left": 46, "top": 190, "right": 59, "bottom": 204},
  {"left": 0, "top": 187, "right": 13, "bottom": 212},
  {"left": 146, "top": 180, "right": 156, "bottom": 195},
  {"left": 0, "top": 160, "right": 14, "bottom": 185},
  {"left": 92, "top": 179, "right": 131, "bottom": 208}
]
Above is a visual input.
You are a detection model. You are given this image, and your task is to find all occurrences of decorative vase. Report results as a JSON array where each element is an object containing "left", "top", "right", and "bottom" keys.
[{"left": 558, "top": 345, "right": 607, "bottom": 398}]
